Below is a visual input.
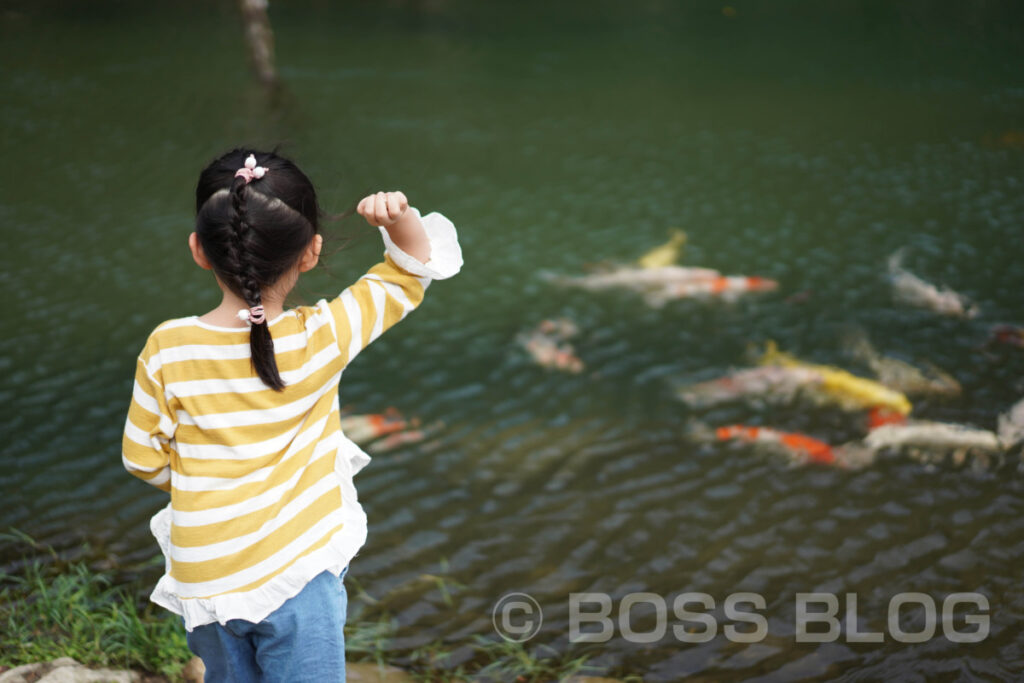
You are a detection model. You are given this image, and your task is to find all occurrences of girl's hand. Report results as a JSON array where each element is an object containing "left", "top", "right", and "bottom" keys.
[{"left": 357, "top": 191, "right": 409, "bottom": 227}]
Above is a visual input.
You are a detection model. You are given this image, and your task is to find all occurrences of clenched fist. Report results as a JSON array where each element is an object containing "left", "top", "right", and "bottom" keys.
[{"left": 357, "top": 191, "right": 409, "bottom": 228}]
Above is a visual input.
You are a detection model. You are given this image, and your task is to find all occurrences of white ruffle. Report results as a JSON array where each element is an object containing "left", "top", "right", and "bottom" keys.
[
  {"left": 147, "top": 437, "right": 370, "bottom": 631},
  {"left": 378, "top": 207, "right": 463, "bottom": 280}
]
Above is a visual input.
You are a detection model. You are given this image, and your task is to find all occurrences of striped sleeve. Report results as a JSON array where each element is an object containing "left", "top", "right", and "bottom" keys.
[
  {"left": 326, "top": 209, "right": 462, "bottom": 364},
  {"left": 122, "top": 352, "right": 176, "bottom": 492}
]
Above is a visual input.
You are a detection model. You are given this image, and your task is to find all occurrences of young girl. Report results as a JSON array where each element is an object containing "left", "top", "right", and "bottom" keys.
[{"left": 121, "top": 149, "right": 462, "bottom": 682}]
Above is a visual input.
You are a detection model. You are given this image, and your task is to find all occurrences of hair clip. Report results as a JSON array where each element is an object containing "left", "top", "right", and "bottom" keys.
[
  {"left": 234, "top": 154, "right": 268, "bottom": 184},
  {"left": 237, "top": 305, "right": 266, "bottom": 325}
]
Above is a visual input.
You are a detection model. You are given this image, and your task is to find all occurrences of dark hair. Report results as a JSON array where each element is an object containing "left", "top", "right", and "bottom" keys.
[{"left": 195, "top": 148, "right": 321, "bottom": 391}]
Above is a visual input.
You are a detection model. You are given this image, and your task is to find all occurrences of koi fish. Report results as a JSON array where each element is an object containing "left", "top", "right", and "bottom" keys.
[
  {"left": 516, "top": 319, "right": 584, "bottom": 373},
  {"left": 339, "top": 408, "right": 413, "bottom": 445},
  {"left": 675, "top": 366, "right": 823, "bottom": 409},
  {"left": 716, "top": 424, "right": 837, "bottom": 465},
  {"left": 843, "top": 329, "right": 961, "bottom": 397},
  {"left": 637, "top": 230, "right": 687, "bottom": 269},
  {"left": 997, "top": 397, "right": 1024, "bottom": 449},
  {"left": 988, "top": 325, "right": 1024, "bottom": 349},
  {"left": 758, "top": 341, "right": 913, "bottom": 415},
  {"left": 864, "top": 421, "right": 1003, "bottom": 454},
  {"left": 643, "top": 276, "right": 779, "bottom": 307},
  {"left": 541, "top": 265, "right": 720, "bottom": 293},
  {"left": 888, "top": 250, "right": 978, "bottom": 319}
]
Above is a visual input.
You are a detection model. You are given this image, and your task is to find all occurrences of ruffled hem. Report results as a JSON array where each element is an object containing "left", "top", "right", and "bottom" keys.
[
  {"left": 338, "top": 431, "right": 372, "bottom": 478},
  {"left": 378, "top": 207, "right": 463, "bottom": 280},
  {"left": 147, "top": 439, "right": 370, "bottom": 631}
]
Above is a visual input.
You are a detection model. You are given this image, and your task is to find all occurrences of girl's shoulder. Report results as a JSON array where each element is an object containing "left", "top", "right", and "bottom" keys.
[{"left": 140, "top": 306, "right": 336, "bottom": 356}]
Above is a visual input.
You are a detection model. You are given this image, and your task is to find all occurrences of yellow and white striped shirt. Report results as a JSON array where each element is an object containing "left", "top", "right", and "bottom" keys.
[{"left": 122, "top": 210, "right": 461, "bottom": 630}]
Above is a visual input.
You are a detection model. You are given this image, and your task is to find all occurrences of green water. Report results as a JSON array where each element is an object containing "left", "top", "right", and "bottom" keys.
[{"left": 3, "top": 1, "right": 1024, "bottom": 679}]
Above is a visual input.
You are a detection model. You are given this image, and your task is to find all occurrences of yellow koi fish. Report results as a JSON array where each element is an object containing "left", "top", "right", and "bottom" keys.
[{"left": 758, "top": 341, "right": 912, "bottom": 415}]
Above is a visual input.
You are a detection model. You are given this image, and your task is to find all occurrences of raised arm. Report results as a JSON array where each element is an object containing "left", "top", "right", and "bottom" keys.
[{"left": 325, "top": 192, "right": 462, "bottom": 365}]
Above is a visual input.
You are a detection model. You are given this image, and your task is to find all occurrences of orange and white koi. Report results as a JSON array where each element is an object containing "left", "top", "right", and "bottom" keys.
[
  {"left": 367, "top": 429, "right": 427, "bottom": 454},
  {"left": 644, "top": 276, "right": 778, "bottom": 307},
  {"left": 516, "top": 319, "right": 584, "bottom": 373},
  {"left": 715, "top": 424, "right": 837, "bottom": 465},
  {"left": 676, "top": 366, "right": 823, "bottom": 409},
  {"left": 339, "top": 409, "right": 413, "bottom": 445},
  {"left": 541, "top": 265, "right": 720, "bottom": 294}
]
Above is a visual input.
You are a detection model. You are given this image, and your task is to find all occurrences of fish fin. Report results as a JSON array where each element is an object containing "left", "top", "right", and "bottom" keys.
[
  {"left": 888, "top": 247, "right": 907, "bottom": 274},
  {"left": 757, "top": 340, "right": 782, "bottom": 366}
]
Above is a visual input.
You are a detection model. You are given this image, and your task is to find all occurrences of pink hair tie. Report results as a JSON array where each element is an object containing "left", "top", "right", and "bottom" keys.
[
  {"left": 237, "top": 305, "right": 266, "bottom": 325},
  {"left": 234, "top": 154, "right": 268, "bottom": 184}
]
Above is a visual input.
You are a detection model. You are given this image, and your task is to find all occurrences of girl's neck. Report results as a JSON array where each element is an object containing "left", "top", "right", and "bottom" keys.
[{"left": 198, "top": 276, "right": 293, "bottom": 329}]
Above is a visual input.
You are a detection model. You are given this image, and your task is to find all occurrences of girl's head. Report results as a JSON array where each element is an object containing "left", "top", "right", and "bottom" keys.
[{"left": 192, "top": 148, "right": 323, "bottom": 391}]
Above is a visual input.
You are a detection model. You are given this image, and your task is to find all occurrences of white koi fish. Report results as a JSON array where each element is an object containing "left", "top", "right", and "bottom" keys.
[
  {"left": 865, "top": 421, "right": 1002, "bottom": 453},
  {"left": 888, "top": 250, "right": 978, "bottom": 319},
  {"left": 843, "top": 329, "right": 961, "bottom": 397}
]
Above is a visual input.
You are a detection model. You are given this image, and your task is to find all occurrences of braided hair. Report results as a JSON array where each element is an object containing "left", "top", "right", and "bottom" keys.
[{"left": 194, "top": 148, "right": 321, "bottom": 391}]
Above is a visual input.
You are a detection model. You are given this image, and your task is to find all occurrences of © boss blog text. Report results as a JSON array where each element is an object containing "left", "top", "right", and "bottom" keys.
[{"left": 564, "top": 592, "right": 990, "bottom": 644}]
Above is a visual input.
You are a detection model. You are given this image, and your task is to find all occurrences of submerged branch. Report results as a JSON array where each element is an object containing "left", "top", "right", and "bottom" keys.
[{"left": 238, "top": 0, "right": 278, "bottom": 88}]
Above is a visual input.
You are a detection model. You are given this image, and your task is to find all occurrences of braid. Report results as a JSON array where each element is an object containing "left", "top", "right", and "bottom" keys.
[
  {"left": 230, "top": 178, "right": 263, "bottom": 309},
  {"left": 229, "top": 174, "right": 286, "bottom": 391}
]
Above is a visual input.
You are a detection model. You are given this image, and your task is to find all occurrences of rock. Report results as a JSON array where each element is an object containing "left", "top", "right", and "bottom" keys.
[
  {"left": 345, "top": 661, "right": 416, "bottom": 683},
  {"left": 0, "top": 658, "right": 423, "bottom": 683},
  {"left": 181, "top": 657, "right": 204, "bottom": 683},
  {"left": 0, "top": 661, "right": 47, "bottom": 683},
  {"left": 38, "top": 667, "right": 138, "bottom": 683},
  {"left": 0, "top": 659, "right": 140, "bottom": 683},
  {"left": 48, "top": 661, "right": 79, "bottom": 669}
]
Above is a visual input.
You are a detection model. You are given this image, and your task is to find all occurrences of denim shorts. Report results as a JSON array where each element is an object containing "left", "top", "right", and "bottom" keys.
[{"left": 185, "top": 565, "right": 349, "bottom": 683}]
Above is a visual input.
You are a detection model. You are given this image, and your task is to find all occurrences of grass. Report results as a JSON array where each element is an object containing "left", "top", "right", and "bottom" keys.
[
  {"left": 0, "top": 531, "right": 191, "bottom": 679},
  {"left": 1, "top": 531, "right": 623, "bottom": 682}
]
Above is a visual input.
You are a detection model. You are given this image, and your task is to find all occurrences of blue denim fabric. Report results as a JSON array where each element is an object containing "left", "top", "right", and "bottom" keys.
[{"left": 185, "top": 565, "right": 349, "bottom": 683}]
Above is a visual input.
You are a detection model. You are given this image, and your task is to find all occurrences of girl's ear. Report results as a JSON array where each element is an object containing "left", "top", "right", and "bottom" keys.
[
  {"left": 188, "top": 232, "right": 213, "bottom": 270},
  {"left": 298, "top": 234, "right": 323, "bottom": 273}
]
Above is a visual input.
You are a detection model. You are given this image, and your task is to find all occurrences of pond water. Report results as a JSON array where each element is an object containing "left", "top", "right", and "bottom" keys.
[{"left": 2, "top": 1, "right": 1024, "bottom": 679}]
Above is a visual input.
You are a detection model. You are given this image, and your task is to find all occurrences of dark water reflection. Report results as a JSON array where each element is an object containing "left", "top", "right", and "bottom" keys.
[{"left": 2, "top": 1, "right": 1024, "bottom": 679}]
